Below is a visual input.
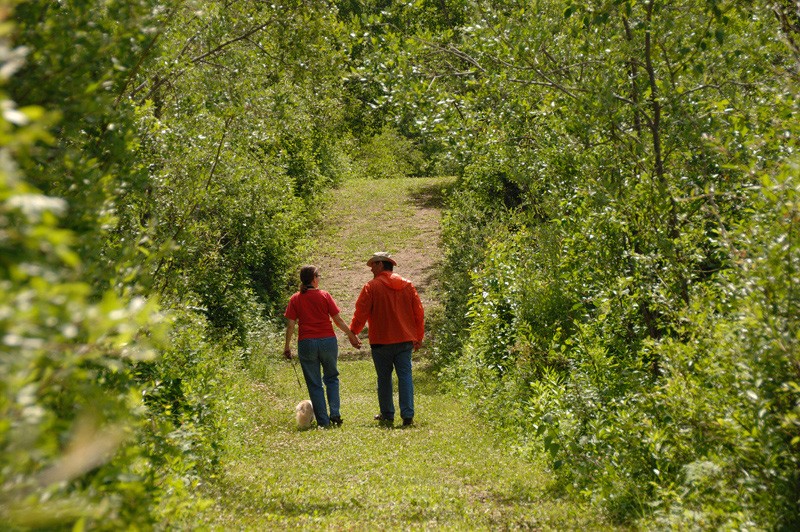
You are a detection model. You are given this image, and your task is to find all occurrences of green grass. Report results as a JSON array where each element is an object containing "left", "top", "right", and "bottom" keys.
[
  {"left": 181, "top": 177, "right": 612, "bottom": 530},
  {"left": 196, "top": 355, "right": 605, "bottom": 530},
  {"left": 316, "top": 178, "right": 426, "bottom": 252},
  {"left": 307, "top": 177, "right": 452, "bottom": 267}
]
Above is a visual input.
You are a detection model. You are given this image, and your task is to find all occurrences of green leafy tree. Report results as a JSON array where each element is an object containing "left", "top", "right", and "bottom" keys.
[
  {"left": 3, "top": 0, "right": 363, "bottom": 527},
  {"left": 119, "top": 1, "right": 356, "bottom": 339},
  {"left": 372, "top": 0, "right": 799, "bottom": 526},
  {"left": 1, "top": 2, "right": 175, "bottom": 526}
]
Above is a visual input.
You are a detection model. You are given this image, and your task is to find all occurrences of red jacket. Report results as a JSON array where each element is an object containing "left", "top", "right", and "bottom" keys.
[{"left": 350, "top": 271, "right": 424, "bottom": 345}]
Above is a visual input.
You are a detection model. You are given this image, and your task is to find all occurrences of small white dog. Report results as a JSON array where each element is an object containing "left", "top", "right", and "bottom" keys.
[{"left": 295, "top": 399, "right": 314, "bottom": 430}]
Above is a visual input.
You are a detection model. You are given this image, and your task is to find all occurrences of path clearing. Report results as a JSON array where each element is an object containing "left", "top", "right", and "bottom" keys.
[
  {"left": 196, "top": 178, "right": 607, "bottom": 530},
  {"left": 303, "top": 178, "right": 447, "bottom": 356}
]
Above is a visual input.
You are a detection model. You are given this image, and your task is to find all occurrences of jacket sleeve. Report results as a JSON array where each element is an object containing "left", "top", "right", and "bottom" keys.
[
  {"left": 349, "top": 284, "right": 371, "bottom": 334},
  {"left": 411, "top": 285, "right": 425, "bottom": 341}
]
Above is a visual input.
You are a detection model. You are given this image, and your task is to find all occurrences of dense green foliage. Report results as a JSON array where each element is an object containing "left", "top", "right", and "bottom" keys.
[
  {"left": 2, "top": 0, "right": 361, "bottom": 527},
  {"left": 358, "top": 0, "right": 798, "bottom": 528},
  {"left": 2, "top": 0, "right": 798, "bottom": 528}
]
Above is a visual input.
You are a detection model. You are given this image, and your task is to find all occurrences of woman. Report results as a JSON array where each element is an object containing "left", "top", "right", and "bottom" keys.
[{"left": 283, "top": 265, "right": 361, "bottom": 427}]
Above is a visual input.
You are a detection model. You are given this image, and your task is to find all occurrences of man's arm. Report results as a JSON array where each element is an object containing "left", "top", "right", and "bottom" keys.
[
  {"left": 411, "top": 285, "right": 425, "bottom": 350},
  {"left": 332, "top": 313, "right": 362, "bottom": 349},
  {"left": 349, "top": 285, "right": 371, "bottom": 335}
]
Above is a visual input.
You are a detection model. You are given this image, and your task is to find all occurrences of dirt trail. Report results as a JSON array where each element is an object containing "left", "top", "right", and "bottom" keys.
[{"left": 303, "top": 178, "right": 451, "bottom": 356}]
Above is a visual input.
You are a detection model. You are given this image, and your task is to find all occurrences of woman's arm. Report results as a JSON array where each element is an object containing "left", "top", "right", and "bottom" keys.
[{"left": 332, "top": 313, "right": 362, "bottom": 349}]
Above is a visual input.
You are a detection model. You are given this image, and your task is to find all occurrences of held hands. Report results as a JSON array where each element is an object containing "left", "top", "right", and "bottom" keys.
[{"left": 348, "top": 331, "right": 362, "bottom": 349}]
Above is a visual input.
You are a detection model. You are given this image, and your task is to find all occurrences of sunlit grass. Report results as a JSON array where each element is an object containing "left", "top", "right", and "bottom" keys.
[
  {"left": 184, "top": 177, "right": 612, "bottom": 530},
  {"left": 198, "top": 355, "right": 607, "bottom": 530},
  {"left": 312, "top": 177, "right": 453, "bottom": 261}
]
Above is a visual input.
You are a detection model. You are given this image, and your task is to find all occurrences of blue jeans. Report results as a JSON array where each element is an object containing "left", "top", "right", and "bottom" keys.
[
  {"left": 297, "top": 336, "right": 339, "bottom": 427},
  {"left": 371, "top": 342, "right": 414, "bottom": 420}
]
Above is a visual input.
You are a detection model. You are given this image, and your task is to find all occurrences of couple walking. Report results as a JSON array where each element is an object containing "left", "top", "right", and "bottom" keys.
[{"left": 282, "top": 252, "right": 425, "bottom": 428}]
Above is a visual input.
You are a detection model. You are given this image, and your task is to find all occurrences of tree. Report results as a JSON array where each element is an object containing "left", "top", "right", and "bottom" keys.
[
  {"left": 369, "top": 0, "right": 799, "bottom": 526},
  {"left": 2, "top": 0, "right": 361, "bottom": 526}
]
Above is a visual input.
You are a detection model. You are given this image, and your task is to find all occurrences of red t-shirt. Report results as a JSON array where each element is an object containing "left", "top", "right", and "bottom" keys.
[{"left": 284, "top": 289, "right": 341, "bottom": 341}]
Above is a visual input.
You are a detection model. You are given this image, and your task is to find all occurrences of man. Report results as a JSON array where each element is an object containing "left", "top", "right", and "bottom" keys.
[{"left": 350, "top": 252, "right": 424, "bottom": 427}]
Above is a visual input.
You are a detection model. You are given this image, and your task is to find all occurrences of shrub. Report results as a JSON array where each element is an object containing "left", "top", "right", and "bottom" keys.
[{"left": 355, "top": 125, "right": 426, "bottom": 179}]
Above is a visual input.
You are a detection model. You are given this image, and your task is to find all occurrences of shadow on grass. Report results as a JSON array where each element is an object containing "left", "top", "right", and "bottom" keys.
[
  {"left": 213, "top": 480, "right": 348, "bottom": 518},
  {"left": 415, "top": 256, "right": 443, "bottom": 299},
  {"left": 401, "top": 178, "right": 454, "bottom": 297},
  {"left": 338, "top": 348, "right": 373, "bottom": 361},
  {"left": 405, "top": 177, "right": 457, "bottom": 209},
  {"left": 413, "top": 354, "right": 446, "bottom": 396}
]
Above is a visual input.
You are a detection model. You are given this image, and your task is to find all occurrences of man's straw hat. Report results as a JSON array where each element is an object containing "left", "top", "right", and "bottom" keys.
[{"left": 366, "top": 251, "right": 397, "bottom": 266}]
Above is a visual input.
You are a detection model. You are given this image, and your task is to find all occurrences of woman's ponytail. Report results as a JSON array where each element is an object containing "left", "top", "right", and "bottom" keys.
[{"left": 299, "top": 265, "right": 318, "bottom": 293}]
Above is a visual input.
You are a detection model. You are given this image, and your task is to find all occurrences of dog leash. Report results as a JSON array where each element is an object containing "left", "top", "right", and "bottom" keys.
[{"left": 289, "top": 356, "right": 302, "bottom": 388}]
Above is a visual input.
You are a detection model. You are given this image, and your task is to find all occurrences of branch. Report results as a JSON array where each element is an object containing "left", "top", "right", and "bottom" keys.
[
  {"left": 510, "top": 69, "right": 581, "bottom": 100},
  {"left": 190, "top": 22, "right": 270, "bottom": 64},
  {"left": 154, "top": 115, "right": 235, "bottom": 289},
  {"left": 114, "top": 31, "right": 162, "bottom": 107},
  {"left": 413, "top": 34, "right": 487, "bottom": 74},
  {"left": 141, "top": 23, "right": 270, "bottom": 104}
]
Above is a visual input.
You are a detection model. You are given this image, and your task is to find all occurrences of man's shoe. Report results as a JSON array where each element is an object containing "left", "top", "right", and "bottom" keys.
[
  {"left": 402, "top": 417, "right": 414, "bottom": 427},
  {"left": 329, "top": 416, "right": 343, "bottom": 427},
  {"left": 374, "top": 414, "right": 394, "bottom": 427}
]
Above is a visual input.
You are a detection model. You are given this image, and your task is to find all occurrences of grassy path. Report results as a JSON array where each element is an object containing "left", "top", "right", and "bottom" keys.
[{"left": 197, "top": 178, "right": 608, "bottom": 530}]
